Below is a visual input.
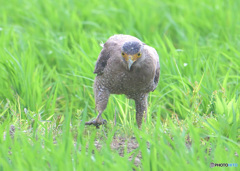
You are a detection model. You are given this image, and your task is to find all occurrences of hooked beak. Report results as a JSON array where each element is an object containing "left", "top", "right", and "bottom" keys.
[{"left": 127, "top": 56, "right": 134, "bottom": 70}]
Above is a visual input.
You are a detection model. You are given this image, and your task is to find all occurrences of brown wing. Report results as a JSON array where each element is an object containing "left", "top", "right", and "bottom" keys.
[
  {"left": 143, "top": 45, "right": 160, "bottom": 92},
  {"left": 93, "top": 46, "right": 110, "bottom": 75},
  {"left": 147, "top": 46, "right": 160, "bottom": 92},
  {"left": 153, "top": 61, "right": 160, "bottom": 90}
]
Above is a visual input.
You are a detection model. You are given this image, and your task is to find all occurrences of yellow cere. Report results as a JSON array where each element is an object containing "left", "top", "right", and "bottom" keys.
[{"left": 122, "top": 52, "right": 142, "bottom": 62}]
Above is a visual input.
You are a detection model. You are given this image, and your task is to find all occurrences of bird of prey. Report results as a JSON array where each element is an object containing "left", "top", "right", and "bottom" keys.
[{"left": 85, "top": 34, "right": 160, "bottom": 128}]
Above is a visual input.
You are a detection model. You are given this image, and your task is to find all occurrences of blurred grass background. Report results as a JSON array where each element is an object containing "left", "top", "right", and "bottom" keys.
[{"left": 0, "top": 0, "right": 239, "bottom": 170}]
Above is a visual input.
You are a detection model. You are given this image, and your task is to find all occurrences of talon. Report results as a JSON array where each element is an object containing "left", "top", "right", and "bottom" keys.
[
  {"left": 85, "top": 118, "right": 107, "bottom": 128},
  {"left": 102, "top": 119, "right": 107, "bottom": 124}
]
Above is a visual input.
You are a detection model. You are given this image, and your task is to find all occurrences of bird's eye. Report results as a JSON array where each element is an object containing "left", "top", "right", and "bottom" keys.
[
  {"left": 122, "top": 52, "right": 125, "bottom": 56},
  {"left": 137, "top": 53, "right": 141, "bottom": 57}
]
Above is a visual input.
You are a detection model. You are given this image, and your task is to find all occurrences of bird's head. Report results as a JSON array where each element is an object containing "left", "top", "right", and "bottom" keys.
[{"left": 121, "top": 41, "right": 143, "bottom": 70}]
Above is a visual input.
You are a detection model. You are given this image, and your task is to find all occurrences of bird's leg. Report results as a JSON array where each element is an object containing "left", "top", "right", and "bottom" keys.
[
  {"left": 135, "top": 94, "right": 148, "bottom": 129},
  {"left": 85, "top": 82, "right": 110, "bottom": 128}
]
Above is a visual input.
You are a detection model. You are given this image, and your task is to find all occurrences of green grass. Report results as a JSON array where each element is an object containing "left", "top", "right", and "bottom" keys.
[{"left": 0, "top": 0, "right": 240, "bottom": 170}]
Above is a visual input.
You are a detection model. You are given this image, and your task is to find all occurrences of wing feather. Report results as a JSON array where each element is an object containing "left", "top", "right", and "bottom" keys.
[
  {"left": 154, "top": 61, "right": 160, "bottom": 88},
  {"left": 93, "top": 46, "right": 110, "bottom": 75}
]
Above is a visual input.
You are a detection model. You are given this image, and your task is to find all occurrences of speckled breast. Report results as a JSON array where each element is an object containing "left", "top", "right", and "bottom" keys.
[{"left": 103, "top": 65, "right": 155, "bottom": 95}]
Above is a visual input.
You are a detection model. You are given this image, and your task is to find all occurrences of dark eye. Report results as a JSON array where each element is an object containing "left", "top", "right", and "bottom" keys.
[
  {"left": 122, "top": 52, "right": 125, "bottom": 56},
  {"left": 137, "top": 53, "right": 141, "bottom": 56}
]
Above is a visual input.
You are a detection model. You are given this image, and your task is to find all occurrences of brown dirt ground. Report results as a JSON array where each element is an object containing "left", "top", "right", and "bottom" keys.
[{"left": 94, "top": 136, "right": 142, "bottom": 166}]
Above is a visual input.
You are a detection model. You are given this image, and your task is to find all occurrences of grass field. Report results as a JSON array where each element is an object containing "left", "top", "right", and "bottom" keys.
[{"left": 0, "top": 0, "right": 240, "bottom": 170}]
